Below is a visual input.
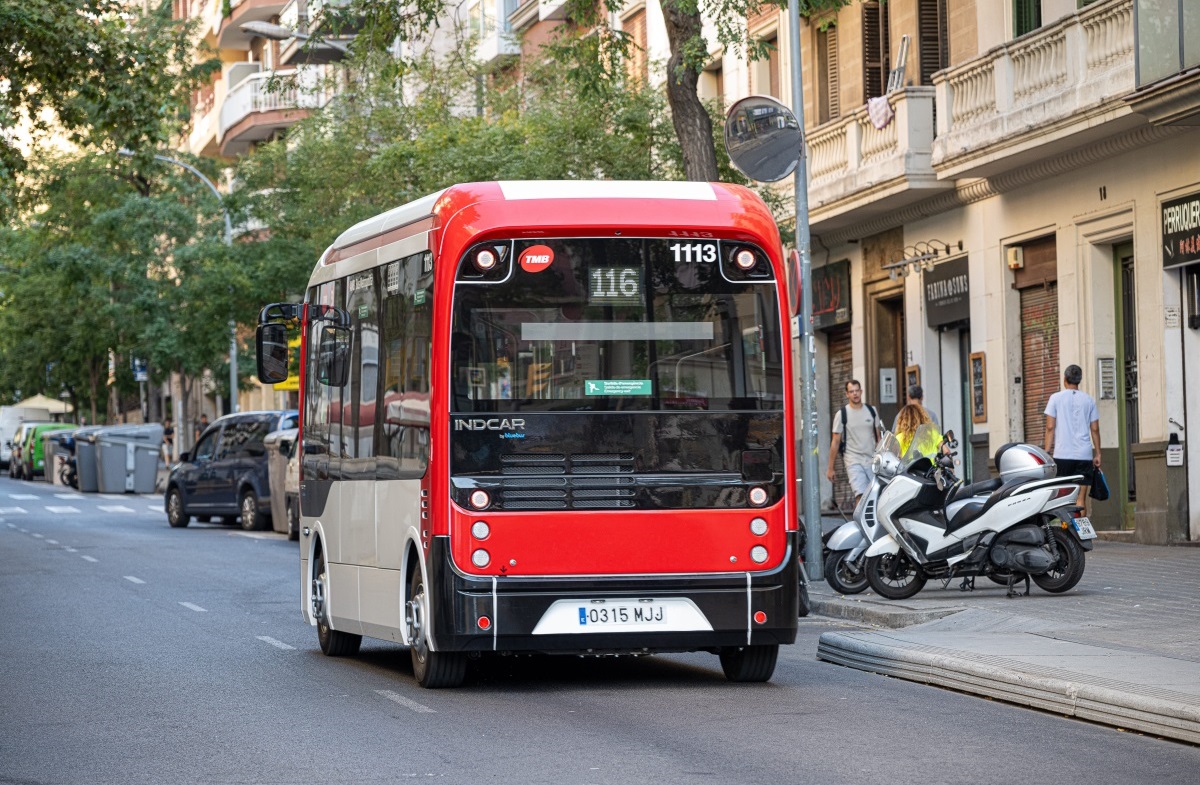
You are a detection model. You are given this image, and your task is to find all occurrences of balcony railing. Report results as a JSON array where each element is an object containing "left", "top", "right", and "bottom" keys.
[
  {"left": 218, "top": 66, "right": 331, "bottom": 148},
  {"left": 805, "top": 87, "right": 947, "bottom": 233},
  {"left": 932, "top": 0, "right": 1135, "bottom": 177}
]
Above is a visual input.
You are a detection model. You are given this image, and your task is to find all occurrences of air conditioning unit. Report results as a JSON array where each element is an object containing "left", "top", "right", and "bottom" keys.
[{"left": 1006, "top": 247, "right": 1024, "bottom": 270}]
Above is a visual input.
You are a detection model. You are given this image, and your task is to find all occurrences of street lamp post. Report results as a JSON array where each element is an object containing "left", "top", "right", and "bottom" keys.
[{"left": 117, "top": 149, "right": 239, "bottom": 416}]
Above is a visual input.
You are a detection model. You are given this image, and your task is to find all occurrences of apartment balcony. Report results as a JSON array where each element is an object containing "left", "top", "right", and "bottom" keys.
[
  {"left": 806, "top": 87, "right": 950, "bottom": 236},
  {"left": 218, "top": 66, "right": 330, "bottom": 157},
  {"left": 473, "top": 0, "right": 520, "bottom": 65},
  {"left": 217, "top": 0, "right": 291, "bottom": 49},
  {"left": 509, "top": 0, "right": 539, "bottom": 32},
  {"left": 538, "top": 0, "right": 567, "bottom": 21},
  {"left": 931, "top": 0, "right": 1139, "bottom": 180}
]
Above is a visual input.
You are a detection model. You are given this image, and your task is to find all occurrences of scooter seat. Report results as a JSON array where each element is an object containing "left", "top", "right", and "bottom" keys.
[
  {"left": 949, "top": 500, "right": 987, "bottom": 530},
  {"left": 948, "top": 477, "right": 1003, "bottom": 504}
]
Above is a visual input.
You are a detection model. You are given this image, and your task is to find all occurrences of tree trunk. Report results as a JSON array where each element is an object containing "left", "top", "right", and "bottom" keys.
[{"left": 661, "top": 2, "right": 719, "bottom": 182}]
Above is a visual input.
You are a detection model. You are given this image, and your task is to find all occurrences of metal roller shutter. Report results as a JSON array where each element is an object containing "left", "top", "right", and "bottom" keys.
[{"left": 1021, "top": 283, "right": 1059, "bottom": 448}]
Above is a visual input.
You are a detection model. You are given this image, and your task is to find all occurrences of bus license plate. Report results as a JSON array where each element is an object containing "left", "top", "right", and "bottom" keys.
[
  {"left": 578, "top": 603, "right": 667, "bottom": 627},
  {"left": 1072, "top": 517, "right": 1097, "bottom": 539}
]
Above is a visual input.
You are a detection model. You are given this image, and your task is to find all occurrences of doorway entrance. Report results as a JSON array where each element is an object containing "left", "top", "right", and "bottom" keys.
[
  {"left": 869, "top": 291, "right": 905, "bottom": 429},
  {"left": 1114, "top": 242, "right": 1138, "bottom": 526}
]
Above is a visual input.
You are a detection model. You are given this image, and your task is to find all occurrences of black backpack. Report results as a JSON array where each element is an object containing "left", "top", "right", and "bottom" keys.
[{"left": 836, "top": 403, "right": 879, "bottom": 455}]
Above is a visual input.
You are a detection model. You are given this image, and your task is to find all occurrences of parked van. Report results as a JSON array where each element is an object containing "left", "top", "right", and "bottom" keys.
[
  {"left": 164, "top": 410, "right": 299, "bottom": 531},
  {"left": 0, "top": 406, "right": 52, "bottom": 467},
  {"left": 17, "top": 423, "right": 75, "bottom": 479}
]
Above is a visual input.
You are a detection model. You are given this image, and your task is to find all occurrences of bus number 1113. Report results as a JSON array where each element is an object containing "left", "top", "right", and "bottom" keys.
[{"left": 670, "top": 242, "right": 717, "bottom": 264}]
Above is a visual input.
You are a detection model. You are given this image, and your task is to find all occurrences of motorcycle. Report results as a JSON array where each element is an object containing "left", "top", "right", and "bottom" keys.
[
  {"left": 862, "top": 424, "right": 1095, "bottom": 600},
  {"left": 823, "top": 434, "right": 899, "bottom": 594},
  {"left": 57, "top": 435, "right": 78, "bottom": 489}
]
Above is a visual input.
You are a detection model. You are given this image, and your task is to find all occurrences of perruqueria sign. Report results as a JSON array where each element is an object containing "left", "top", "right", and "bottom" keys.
[
  {"left": 924, "top": 257, "right": 970, "bottom": 328},
  {"left": 1163, "top": 191, "right": 1200, "bottom": 269}
]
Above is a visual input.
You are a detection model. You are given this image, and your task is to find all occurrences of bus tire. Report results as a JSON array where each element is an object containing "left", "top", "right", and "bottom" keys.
[
  {"left": 239, "top": 489, "right": 265, "bottom": 531},
  {"left": 166, "top": 488, "right": 190, "bottom": 528},
  {"left": 314, "top": 550, "right": 362, "bottom": 657},
  {"left": 407, "top": 569, "right": 466, "bottom": 688},
  {"left": 719, "top": 644, "right": 779, "bottom": 682}
]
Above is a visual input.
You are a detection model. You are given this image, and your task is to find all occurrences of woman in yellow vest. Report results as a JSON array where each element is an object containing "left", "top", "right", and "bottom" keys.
[{"left": 894, "top": 403, "right": 944, "bottom": 459}]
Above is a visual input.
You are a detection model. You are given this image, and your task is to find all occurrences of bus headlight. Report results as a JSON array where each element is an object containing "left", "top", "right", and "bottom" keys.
[
  {"left": 474, "top": 249, "right": 497, "bottom": 271},
  {"left": 471, "top": 520, "right": 490, "bottom": 540},
  {"left": 748, "top": 486, "right": 768, "bottom": 506},
  {"left": 469, "top": 489, "right": 491, "bottom": 510},
  {"left": 749, "top": 517, "right": 768, "bottom": 536},
  {"left": 750, "top": 545, "right": 768, "bottom": 563},
  {"left": 734, "top": 248, "right": 757, "bottom": 270},
  {"left": 471, "top": 549, "right": 490, "bottom": 568}
]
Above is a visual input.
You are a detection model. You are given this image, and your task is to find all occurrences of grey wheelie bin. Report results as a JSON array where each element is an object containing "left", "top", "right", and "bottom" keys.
[
  {"left": 74, "top": 426, "right": 104, "bottom": 493},
  {"left": 94, "top": 424, "right": 164, "bottom": 494}
]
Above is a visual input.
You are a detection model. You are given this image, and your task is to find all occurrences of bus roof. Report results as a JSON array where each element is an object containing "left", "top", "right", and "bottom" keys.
[{"left": 321, "top": 181, "right": 781, "bottom": 266}]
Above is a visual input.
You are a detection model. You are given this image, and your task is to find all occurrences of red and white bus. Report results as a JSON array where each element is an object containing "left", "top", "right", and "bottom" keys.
[{"left": 256, "top": 180, "right": 799, "bottom": 687}]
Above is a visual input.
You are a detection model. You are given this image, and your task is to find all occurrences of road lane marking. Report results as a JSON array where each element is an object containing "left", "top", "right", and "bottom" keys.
[
  {"left": 47, "top": 539, "right": 58, "bottom": 544},
  {"left": 124, "top": 576, "right": 145, "bottom": 584},
  {"left": 376, "top": 690, "right": 436, "bottom": 713},
  {"left": 180, "top": 602, "right": 207, "bottom": 612},
  {"left": 65, "top": 547, "right": 77, "bottom": 553},
  {"left": 81, "top": 555, "right": 98, "bottom": 563},
  {"left": 99, "top": 494, "right": 127, "bottom": 500},
  {"left": 46, "top": 506, "right": 80, "bottom": 514},
  {"left": 54, "top": 493, "right": 83, "bottom": 500},
  {"left": 99, "top": 505, "right": 136, "bottom": 513},
  {"left": 234, "top": 532, "right": 276, "bottom": 540},
  {"left": 5, "top": 523, "right": 14, "bottom": 528},
  {"left": 256, "top": 636, "right": 296, "bottom": 650},
  {"left": 9, "top": 494, "right": 37, "bottom": 500},
  {"left": 32, "top": 533, "right": 43, "bottom": 539},
  {"left": 1, "top": 507, "right": 28, "bottom": 514}
]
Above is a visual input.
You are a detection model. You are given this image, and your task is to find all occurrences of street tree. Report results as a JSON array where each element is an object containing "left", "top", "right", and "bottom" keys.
[{"left": 327, "top": 0, "right": 847, "bottom": 181}]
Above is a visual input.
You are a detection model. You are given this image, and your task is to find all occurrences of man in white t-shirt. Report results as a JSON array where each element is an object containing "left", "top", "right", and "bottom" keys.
[
  {"left": 1044, "top": 364, "right": 1101, "bottom": 514},
  {"left": 827, "top": 379, "right": 882, "bottom": 506}
]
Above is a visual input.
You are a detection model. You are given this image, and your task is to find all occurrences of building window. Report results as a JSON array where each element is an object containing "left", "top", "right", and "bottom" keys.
[
  {"left": 624, "top": 8, "right": 648, "bottom": 86},
  {"left": 468, "top": 0, "right": 497, "bottom": 38},
  {"left": 1135, "top": 0, "right": 1200, "bottom": 87},
  {"left": 817, "top": 24, "right": 840, "bottom": 123},
  {"left": 1014, "top": 0, "right": 1041, "bottom": 38},
  {"left": 862, "top": 1, "right": 890, "bottom": 100},
  {"left": 751, "top": 34, "right": 780, "bottom": 99},
  {"left": 700, "top": 59, "right": 725, "bottom": 106},
  {"left": 919, "top": 0, "right": 948, "bottom": 85}
]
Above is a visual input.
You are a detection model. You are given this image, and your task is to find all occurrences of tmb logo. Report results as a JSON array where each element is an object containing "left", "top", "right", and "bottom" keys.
[{"left": 519, "top": 245, "right": 554, "bottom": 273}]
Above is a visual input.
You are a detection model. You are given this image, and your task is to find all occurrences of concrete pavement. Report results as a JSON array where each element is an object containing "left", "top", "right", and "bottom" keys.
[{"left": 807, "top": 539, "right": 1200, "bottom": 744}]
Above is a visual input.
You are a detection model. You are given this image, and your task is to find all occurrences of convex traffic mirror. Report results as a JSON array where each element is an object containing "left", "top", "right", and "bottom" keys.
[{"left": 724, "top": 95, "right": 803, "bottom": 183}]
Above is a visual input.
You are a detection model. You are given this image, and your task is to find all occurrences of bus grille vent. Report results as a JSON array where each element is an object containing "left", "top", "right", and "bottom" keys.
[{"left": 492, "top": 453, "right": 637, "bottom": 509}]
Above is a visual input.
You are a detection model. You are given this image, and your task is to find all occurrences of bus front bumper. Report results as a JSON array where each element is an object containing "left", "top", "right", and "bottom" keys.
[{"left": 426, "top": 533, "right": 800, "bottom": 656}]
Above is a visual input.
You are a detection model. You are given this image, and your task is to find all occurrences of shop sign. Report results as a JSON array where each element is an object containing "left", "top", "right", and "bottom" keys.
[
  {"left": 924, "top": 257, "right": 970, "bottom": 328},
  {"left": 813, "top": 260, "right": 851, "bottom": 331},
  {"left": 1163, "top": 192, "right": 1200, "bottom": 269}
]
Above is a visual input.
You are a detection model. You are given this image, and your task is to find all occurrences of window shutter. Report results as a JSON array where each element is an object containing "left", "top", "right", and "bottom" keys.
[
  {"left": 826, "top": 24, "right": 840, "bottom": 120},
  {"left": 625, "top": 9, "right": 648, "bottom": 85},
  {"left": 862, "top": 2, "right": 888, "bottom": 100},
  {"left": 918, "top": 0, "right": 947, "bottom": 85}
]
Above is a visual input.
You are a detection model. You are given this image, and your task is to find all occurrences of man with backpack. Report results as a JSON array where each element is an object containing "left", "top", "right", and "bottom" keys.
[{"left": 826, "top": 379, "right": 883, "bottom": 506}]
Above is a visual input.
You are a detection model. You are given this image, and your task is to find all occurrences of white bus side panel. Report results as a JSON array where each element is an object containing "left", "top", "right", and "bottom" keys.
[{"left": 340, "top": 477, "right": 377, "bottom": 568}]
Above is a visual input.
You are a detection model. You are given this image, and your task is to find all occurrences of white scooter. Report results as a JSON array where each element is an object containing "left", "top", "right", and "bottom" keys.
[
  {"left": 823, "top": 438, "right": 896, "bottom": 594},
  {"left": 862, "top": 425, "right": 1095, "bottom": 600}
]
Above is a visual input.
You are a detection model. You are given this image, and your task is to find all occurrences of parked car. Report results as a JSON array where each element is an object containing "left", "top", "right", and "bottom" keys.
[
  {"left": 0, "top": 406, "right": 52, "bottom": 467},
  {"left": 19, "top": 423, "right": 74, "bottom": 479},
  {"left": 164, "top": 410, "right": 298, "bottom": 531},
  {"left": 264, "top": 427, "right": 300, "bottom": 541}
]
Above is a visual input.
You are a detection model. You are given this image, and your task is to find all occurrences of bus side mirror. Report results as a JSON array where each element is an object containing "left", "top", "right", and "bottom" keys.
[
  {"left": 317, "top": 327, "right": 350, "bottom": 388},
  {"left": 256, "top": 323, "right": 290, "bottom": 384}
]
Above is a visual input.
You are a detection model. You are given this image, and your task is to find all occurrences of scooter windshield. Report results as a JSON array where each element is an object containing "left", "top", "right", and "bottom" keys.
[
  {"left": 875, "top": 431, "right": 901, "bottom": 461},
  {"left": 900, "top": 423, "right": 943, "bottom": 468}
]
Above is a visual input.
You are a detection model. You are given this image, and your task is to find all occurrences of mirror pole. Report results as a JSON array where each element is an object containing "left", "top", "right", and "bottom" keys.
[{"left": 788, "top": 0, "right": 823, "bottom": 582}]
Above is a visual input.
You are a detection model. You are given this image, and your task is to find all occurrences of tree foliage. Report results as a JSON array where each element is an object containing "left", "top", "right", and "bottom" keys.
[{"left": 0, "top": 0, "right": 214, "bottom": 217}]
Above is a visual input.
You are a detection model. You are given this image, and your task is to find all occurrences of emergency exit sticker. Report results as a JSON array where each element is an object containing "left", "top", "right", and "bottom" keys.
[
  {"left": 586, "top": 379, "right": 652, "bottom": 396},
  {"left": 519, "top": 245, "right": 555, "bottom": 273}
]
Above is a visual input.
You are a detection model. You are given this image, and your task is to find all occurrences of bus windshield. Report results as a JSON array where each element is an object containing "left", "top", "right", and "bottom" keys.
[{"left": 451, "top": 237, "right": 784, "bottom": 412}]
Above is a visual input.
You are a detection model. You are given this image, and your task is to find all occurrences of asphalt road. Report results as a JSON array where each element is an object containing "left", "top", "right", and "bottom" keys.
[{"left": 3, "top": 474, "right": 1199, "bottom": 785}]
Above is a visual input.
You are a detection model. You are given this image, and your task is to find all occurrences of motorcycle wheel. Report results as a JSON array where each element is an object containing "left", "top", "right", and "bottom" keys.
[
  {"left": 824, "top": 550, "right": 869, "bottom": 595},
  {"left": 987, "top": 571, "right": 1015, "bottom": 586},
  {"left": 866, "top": 552, "right": 927, "bottom": 600},
  {"left": 1032, "top": 528, "right": 1086, "bottom": 593}
]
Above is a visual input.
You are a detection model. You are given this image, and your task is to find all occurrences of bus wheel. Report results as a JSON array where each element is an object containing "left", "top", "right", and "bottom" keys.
[
  {"left": 719, "top": 644, "right": 779, "bottom": 682},
  {"left": 314, "top": 551, "right": 361, "bottom": 657},
  {"left": 406, "top": 569, "right": 466, "bottom": 688}
]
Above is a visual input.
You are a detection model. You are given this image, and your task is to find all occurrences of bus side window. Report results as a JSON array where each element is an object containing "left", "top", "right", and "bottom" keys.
[{"left": 377, "top": 252, "right": 432, "bottom": 481}]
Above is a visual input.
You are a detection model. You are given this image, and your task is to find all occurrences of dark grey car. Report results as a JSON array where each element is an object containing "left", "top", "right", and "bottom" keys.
[{"left": 164, "top": 410, "right": 298, "bottom": 530}]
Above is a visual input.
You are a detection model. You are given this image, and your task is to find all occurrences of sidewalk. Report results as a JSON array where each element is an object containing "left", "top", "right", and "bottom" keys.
[{"left": 807, "top": 539, "right": 1200, "bottom": 744}]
